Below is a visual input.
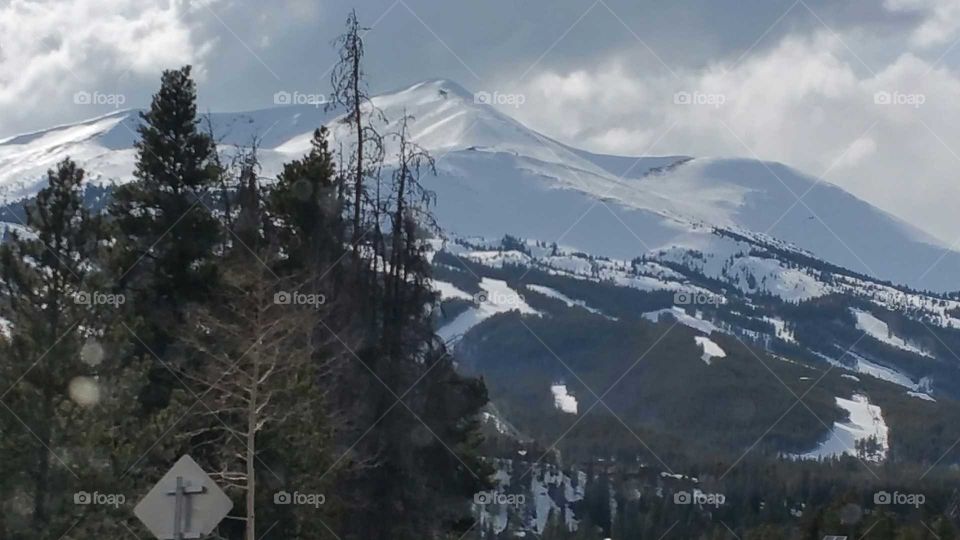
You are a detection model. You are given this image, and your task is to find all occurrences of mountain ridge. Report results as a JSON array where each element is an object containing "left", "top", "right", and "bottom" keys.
[{"left": 0, "top": 78, "right": 956, "bottom": 291}]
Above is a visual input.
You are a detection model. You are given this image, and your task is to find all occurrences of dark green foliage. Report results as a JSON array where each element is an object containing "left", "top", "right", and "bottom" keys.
[
  {"left": 0, "top": 159, "right": 150, "bottom": 539},
  {"left": 268, "top": 127, "right": 343, "bottom": 274},
  {"left": 456, "top": 306, "right": 843, "bottom": 463},
  {"left": 0, "top": 159, "right": 99, "bottom": 538},
  {"left": 334, "top": 113, "right": 491, "bottom": 540},
  {"left": 106, "top": 65, "right": 221, "bottom": 410}
]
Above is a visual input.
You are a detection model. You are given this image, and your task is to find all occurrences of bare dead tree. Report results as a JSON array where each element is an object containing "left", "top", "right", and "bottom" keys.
[
  {"left": 177, "top": 260, "right": 350, "bottom": 540},
  {"left": 384, "top": 112, "right": 437, "bottom": 330},
  {"left": 329, "top": 9, "right": 386, "bottom": 258}
]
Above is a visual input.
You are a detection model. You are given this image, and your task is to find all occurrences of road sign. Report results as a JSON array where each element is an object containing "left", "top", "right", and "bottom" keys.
[{"left": 134, "top": 455, "right": 233, "bottom": 540}]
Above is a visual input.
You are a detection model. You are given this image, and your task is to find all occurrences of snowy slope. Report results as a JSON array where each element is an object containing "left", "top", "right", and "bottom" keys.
[
  {"left": 1, "top": 79, "right": 959, "bottom": 291},
  {"left": 851, "top": 308, "right": 934, "bottom": 358},
  {"left": 436, "top": 277, "right": 538, "bottom": 343},
  {"left": 694, "top": 336, "right": 727, "bottom": 365},
  {"left": 797, "top": 394, "right": 889, "bottom": 462}
]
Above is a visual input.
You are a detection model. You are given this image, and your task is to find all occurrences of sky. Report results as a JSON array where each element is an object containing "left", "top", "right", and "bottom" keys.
[{"left": 2, "top": 0, "right": 960, "bottom": 243}]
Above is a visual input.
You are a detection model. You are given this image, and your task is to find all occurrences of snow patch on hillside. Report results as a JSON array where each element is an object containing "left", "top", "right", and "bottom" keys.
[
  {"left": 853, "top": 353, "right": 918, "bottom": 389},
  {"left": 551, "top": 384, "right": 578, "bottom": 414},
  {"left": 656, "top": 238, "right": 827, "bottom": 302},
  {"left": 852, "top": 309, "right": 933, "bottom": 358},
  {"left": 643, "top": 307, "right": 719, "bottom": 334},
  {"left": 438, "top": 278, "right": 538, "bottom": 342},
  {"left": 815, "top": 350, "right": 936, "bottom": 400},
  {"left": 763, "top": 316, "right": 796, "bottom": 343},
  {"left": 798, "top": 394, "right": 888, "bottom": 462},
  {"left": 527, "top": 284, "right": 607, "bottom": 317},
  {"left": 432, "top": 280, "right": 473, "bottom": 301},
  {"left": 694, "top": 336, "right": 726, "bottom": 365}
]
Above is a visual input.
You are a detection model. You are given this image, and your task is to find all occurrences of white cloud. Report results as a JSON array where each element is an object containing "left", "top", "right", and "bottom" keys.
[
  {"left": 885, "top": 0, "right": 960, "bottom": 47},
  {"left": 0, "top": 0, "right": 218, "bottom": 134}
]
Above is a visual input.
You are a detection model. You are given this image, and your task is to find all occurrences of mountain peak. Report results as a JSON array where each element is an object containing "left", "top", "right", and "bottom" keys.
[{"left": 406, "top": 78, "right": 475, "bottom": 98}]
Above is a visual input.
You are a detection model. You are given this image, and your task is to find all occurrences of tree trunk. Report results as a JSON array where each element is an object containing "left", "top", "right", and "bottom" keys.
[
  {"left": 32, "top": 402, "right": 51, "bottom": 531},
  {"left": 352, "top": 32, "right": 363, "bottom": 255},
  {"left": 246, "top": 355, "right": 258, "bottom": 540}
]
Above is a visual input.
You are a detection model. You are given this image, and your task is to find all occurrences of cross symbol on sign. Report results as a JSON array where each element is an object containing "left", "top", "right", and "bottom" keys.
[{"left": 165, "top": 476, "right": 207, "bottom": 539}]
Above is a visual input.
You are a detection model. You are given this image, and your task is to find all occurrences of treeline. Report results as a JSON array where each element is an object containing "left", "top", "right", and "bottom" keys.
[
  {"left": 473, "top": 457, "right": 960, "bottom": 539},
  {"left": 0, "top": 11, "right": 488, "bottom": 540}
]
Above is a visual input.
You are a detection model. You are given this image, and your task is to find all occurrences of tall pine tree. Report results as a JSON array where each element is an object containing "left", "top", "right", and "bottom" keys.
[
  {"left": 0, "top": 159, "right": 102, "bottom": 538},
  {"left": 107, "top": 65, "right": 222, "bottom": 410}
]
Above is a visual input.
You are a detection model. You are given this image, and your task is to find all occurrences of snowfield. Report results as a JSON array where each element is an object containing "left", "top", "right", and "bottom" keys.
[{"left": 432, "top": 280, "right": 474, "bottom": 301}]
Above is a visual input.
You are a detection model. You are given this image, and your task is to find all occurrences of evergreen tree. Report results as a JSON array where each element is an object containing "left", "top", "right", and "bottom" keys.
[
  {"left": 174, "top": 149, "right": 357, "bottom": 538},
  {"left": 107, "top": 65, "right": 221, "bottom": 410},
  {"left": 0, "top": 159, "right": 102, "bottom": 538},
  {"left": 268, "top": 127, "right": 344, "bottom": 276}
]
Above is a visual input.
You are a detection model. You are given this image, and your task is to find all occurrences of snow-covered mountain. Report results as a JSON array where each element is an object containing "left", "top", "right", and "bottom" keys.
[
  {"left": 1, "top": 78, "right": 957, "bottom": 292},
  {"left": 9, "top": 79, "right": 960, "bottom": 537}
]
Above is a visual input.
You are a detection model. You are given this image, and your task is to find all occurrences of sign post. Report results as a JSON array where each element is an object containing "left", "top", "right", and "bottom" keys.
[{"left": 134, "top": 455, "right": 233, "bottom": 539}]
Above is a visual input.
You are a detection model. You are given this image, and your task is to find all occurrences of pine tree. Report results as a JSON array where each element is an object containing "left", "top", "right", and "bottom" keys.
[
  {"left": 268, "top": 127, "right": 344, "bottom": 276},
  {"left": 107, "top": 65, "right": 221, "bottom": 410},
  {"left": 0, "top": 159, "right": 102, "bottom": 538}
]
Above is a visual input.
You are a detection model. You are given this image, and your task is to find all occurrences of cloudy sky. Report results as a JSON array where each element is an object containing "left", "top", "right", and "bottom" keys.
[{"left": 2, "top": 0, "right": 960, "bottom": 243}]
